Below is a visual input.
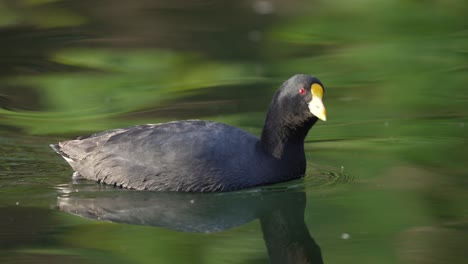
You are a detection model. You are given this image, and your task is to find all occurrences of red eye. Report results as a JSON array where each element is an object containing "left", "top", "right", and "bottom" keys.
[{"left": 298, "top": 87, "right": 306, "bottom": 95}]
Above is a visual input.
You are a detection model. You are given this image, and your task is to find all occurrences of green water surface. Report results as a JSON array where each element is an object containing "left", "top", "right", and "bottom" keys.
[{"left": 0, "top": 1, "right": 467, "bottom": 263}]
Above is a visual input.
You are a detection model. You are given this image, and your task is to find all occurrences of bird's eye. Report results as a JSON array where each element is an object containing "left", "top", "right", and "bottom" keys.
[{"left": 298, "top": 87, "right": 306, "bottom": 95}]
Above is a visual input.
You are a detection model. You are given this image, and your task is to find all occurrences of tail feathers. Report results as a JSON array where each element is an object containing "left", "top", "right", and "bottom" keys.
[
  {"left": 50, "top": 143, "right": 61, "bottom": 154},
  {"left": 50, "top": 143, "right": 76, "bottom": 164}
]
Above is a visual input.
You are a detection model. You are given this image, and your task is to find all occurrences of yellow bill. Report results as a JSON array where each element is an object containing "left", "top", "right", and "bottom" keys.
[{"left": 308, "top": 83, "right": 327, "bottom": 121}]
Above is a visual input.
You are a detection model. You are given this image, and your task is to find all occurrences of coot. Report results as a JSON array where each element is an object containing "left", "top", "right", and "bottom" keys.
[{"left": 51, "top": 74, "right": 327, "bottom": 192}]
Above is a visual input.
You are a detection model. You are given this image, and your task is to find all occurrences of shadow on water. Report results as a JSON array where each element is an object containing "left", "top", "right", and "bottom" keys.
[{"left": 58, "top": 187, "right": 323, "bottom": 264}]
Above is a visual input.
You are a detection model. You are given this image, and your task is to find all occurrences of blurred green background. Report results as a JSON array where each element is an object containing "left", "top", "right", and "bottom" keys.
[{"left": 0, "top": 0, "right": 467, "bottom": 263}]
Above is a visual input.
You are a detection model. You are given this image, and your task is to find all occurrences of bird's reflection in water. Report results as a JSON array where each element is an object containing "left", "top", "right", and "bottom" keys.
[{"left": 57, "top": 186, "right": 323, "bottom": 264}]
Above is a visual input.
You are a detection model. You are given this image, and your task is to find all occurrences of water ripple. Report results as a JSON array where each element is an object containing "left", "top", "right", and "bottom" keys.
[{"left": 304, "top": 162, "right": 354, "bottom": 189}]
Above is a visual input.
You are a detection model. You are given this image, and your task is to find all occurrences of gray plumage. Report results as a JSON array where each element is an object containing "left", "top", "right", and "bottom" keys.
[{"left": 51, "top": 74, "right": 325, "bottom": 192}]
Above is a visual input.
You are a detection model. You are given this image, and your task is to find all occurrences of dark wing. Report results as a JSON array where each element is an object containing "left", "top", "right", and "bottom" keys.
[{"left": 52, "top": 120, "right": 261, "bottom": 191}]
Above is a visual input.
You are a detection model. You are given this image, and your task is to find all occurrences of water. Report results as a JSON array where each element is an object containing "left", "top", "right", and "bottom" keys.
[{"left": 1, "top": 1, "right": 467, "bottom": 263}]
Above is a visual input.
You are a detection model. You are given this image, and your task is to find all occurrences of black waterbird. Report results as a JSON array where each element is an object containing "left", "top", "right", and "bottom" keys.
[{"left": 51, "top": 74, "right": 327, "bottom": 192}]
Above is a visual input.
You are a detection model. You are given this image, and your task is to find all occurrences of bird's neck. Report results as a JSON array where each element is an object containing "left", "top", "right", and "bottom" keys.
[{"left": 260, "top": 109, "right": 317, "bottom": 160}]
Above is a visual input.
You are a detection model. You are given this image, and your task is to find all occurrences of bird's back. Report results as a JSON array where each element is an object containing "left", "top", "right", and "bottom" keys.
[{"left": 53, "top": 120, "right": 271, "bottom": 192}]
